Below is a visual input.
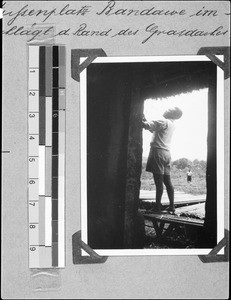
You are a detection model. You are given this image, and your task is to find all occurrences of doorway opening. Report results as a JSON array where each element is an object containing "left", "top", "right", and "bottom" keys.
[{"left": 140, "top": 88, "right": 208, "bottom": 248}]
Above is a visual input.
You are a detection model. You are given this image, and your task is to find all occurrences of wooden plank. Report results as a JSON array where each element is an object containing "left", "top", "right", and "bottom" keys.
[
  {"left": 175, "top": 203, "right": 205, "bottom": 219},
  {"left": 140, "top": 190, "right": 206, "bottom": 203},
  {"left": 143, "top": 213, "right": 204, "bottom": 227},
  {"left": 152, "top": 220, "right": 161, "bottom": 238},
  {"left": 141, "top": 199, "right": 206, "bottom": 208},
  {"left": 162, "top": 223, "right": 175, "bottom": 238}
]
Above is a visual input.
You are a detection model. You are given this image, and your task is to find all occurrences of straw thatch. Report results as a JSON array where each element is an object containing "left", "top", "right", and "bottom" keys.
[
  {"left": 88, "top": 60, "right": 216, "bottom": 100},
  {"left": 140, "top": 61, "right": 216, "bottom": 99}
]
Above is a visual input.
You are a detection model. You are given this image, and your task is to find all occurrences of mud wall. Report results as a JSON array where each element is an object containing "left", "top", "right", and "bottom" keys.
[{"left": 87, "top": 63, "right": 132, "bottom": 249}]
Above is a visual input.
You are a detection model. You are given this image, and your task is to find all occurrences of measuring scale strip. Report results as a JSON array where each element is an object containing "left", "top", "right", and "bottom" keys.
[{"left": 28, "top": 45, "right": 65, "bottom": 268}]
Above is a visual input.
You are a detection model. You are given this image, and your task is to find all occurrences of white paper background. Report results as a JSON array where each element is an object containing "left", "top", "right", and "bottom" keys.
[{"left": 2, "top": 1, "right": 230, "bottom": 299}]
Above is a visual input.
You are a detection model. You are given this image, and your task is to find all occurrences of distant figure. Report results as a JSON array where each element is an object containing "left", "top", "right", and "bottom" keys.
[
  {"left": 142, "top": 107, "right": 183, "bottom": 214},
  {"left": 187, "top": 169, "right": 192, "bottom": 184}
]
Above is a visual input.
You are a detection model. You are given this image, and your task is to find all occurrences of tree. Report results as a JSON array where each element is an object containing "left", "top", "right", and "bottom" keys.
[
  {"left": 172, "top": 158, "right": 192, "bottom": 170},
  {"left": 193, "top": 159, "right": 200, "bottom": 166},
  {"left": 192, "top": 159, "right": 206, "bottom": 170},
  {"left": 199, "top": 160, "right": 206, "bottom": 171}
]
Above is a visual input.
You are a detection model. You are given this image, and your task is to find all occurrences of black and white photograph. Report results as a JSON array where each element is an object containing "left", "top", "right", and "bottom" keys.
[{"left": 81, "top": 56, "right": 224, "bottom": 254}]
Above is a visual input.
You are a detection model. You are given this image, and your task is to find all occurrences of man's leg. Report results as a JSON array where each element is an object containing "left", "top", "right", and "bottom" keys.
[
  {"left": 153, "top": 173, "right": 164, "bottom": 212},
  {"left": 163, "top": 174, "right": 174, "bottom": 211}
]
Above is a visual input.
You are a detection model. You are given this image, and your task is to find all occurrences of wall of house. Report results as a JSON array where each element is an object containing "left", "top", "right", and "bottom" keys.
[
  {"left": 124, "top": 68, "right": 145, "bottom": 249},
  {"left": 201, "top": 65, "right": 217, "bottom": 247},
  {"left": 87, "top": 63, "right": 132, "bottom": 249}
]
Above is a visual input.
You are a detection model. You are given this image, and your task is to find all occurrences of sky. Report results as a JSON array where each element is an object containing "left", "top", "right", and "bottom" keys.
[{"left": 143, "top": 88, "right": 208, "bottom": 161}]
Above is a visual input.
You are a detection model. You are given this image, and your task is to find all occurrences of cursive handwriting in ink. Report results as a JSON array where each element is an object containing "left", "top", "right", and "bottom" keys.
[
  {"left": 73, "top": 23, "right": 112, "bottom": 37},
  {"left": 112, "top": 28, "right": 139, "bottom": 38},
  {"left": 96, "top": 0, "right": 186, "bottom": 17},
  {"left": 2, "top": 2, "right": 92, "bottom": 26},
  {"left": 190, "top": 7, "right": 218, "bottom": 17},
  {"left": 2, "top": 23, "right": 54, "bottom": 41},
  {"left": 142, "top": 23, "right": 228, "bottom": 44},
  {"left": 55, "top": 28, "right": 71, "bottom": 36}
]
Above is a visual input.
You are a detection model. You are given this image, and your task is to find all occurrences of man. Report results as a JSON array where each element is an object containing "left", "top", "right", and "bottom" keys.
[
  {"left": 187, "top": 169, "right": 192, "bottom": 184},
  {"left": 142, "top": 107, "right": 183, "bottom": 214}
]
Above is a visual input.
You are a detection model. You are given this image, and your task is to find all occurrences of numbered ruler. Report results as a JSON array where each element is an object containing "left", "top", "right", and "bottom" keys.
[{"left": 28, "top": 45, "right": 65, "bottom": 268}]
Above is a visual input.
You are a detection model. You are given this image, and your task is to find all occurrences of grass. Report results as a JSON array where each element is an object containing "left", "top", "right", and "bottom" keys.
[{"left": 141, "top": 158, "right": 206, "bottom": 195}]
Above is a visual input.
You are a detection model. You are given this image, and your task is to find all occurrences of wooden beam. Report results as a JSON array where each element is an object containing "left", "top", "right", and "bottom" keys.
[{"left": 143, "top": 213, "right": 204, "bottom": 227}]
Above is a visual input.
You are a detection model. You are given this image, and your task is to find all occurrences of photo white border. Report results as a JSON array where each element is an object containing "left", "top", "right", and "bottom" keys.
[{"left": 80, "top": 55, "right": 225, "bottom": 256}]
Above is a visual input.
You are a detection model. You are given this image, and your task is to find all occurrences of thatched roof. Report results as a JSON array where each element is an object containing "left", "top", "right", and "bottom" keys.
[
  {"left": 140, "top": 61, "right": 216, "bottom": 99},
  {"left": 88, "top": 60, "right": 216, "bottom": 100}
]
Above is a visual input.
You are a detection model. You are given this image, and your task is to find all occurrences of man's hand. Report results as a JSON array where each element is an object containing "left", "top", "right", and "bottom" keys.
[
  {"left": 142, "top": 120, "right": 149, "bottom": 130},
  {"left": 142, "top": 114, "right": 148, "bottom": 129},
  {"left": 142, "top": 114, "right": 147, "bottom": 122}
]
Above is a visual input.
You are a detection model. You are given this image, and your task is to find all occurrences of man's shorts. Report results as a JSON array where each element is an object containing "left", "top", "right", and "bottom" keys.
[
  {"left": 187, "top": 176, "right": 192, "bottom": 182},
  {"left": 146, "top": 148, "right": 171, "bottom": 175}
]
